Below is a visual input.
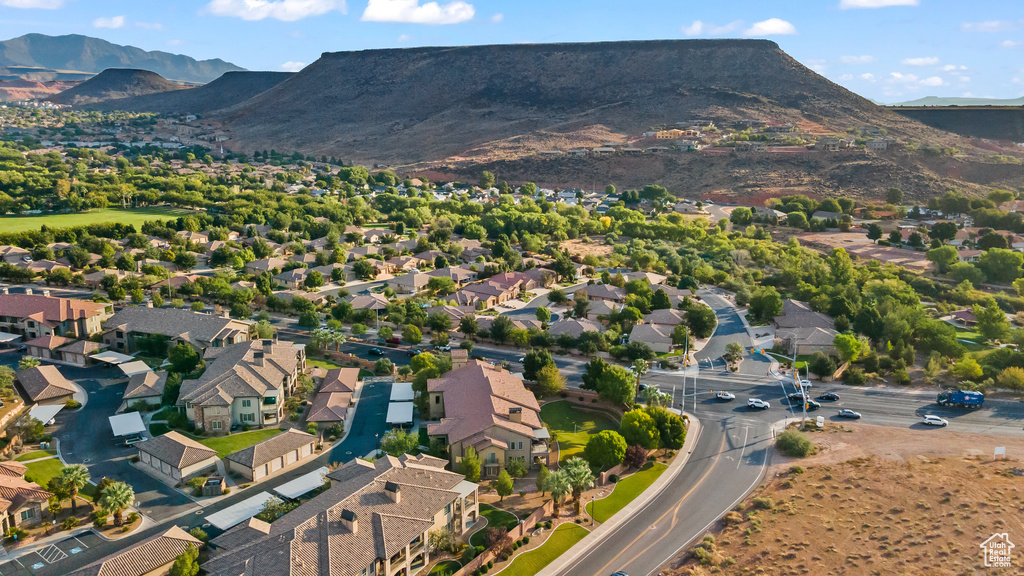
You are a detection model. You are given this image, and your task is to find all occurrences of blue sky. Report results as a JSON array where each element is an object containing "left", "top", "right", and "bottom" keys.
[{"left": 1, "top": 0, "right": 1022, "bottom": 102}]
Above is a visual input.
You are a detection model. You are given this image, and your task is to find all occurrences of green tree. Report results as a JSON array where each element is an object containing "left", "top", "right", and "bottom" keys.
[
  {"left": 168, "top": 545, "right": 200, "bottom": 576},
  {"left": 563, "top": 457, "right": 595, "bottom": 515},
  {"left": 867, "top": 223, "right": 883, "bottom": 243},
  {"left": 18, "top": 356, "right": 40, "bottom": 370},
  {"left": 536, "top": 465, "right": 551, "bottom": 495},
  {"left": 459, "top": 315, "right": 479, "bottom": 337},
  {"left": 926, "top": 245, "right": 960, "bottom": 274},
  {"left": 808, "top": 351, "right": 837, "bottom": 379},
  {"left": 536, "top": 364, "right": 566, "bottom": 397},
  {"left": 584, "top": 430, "right": 627, "bottom": 468},
  {"left": 597, "top": 364, "right": 637, "bottom": 405},
  {"left": 619, "top": 409, "right": 660, "bottom": 450},
  {"left": 479, "top": 170, "right": 496, "bottom": 189},
  {"left": 729, "top": 207, "right": 753, "bottom": 226},
  {"left": 723, "top": 341, "right": 744, "bottom": 364},
  {"left": 974, "top": 299, "right": 1011, "bottom": 342},
  {"left": 58, "top": 464, "right": 90, "bottom": 514},
  {"left": 686, "top": 305, "right": 717, "bottom": 339},
  {"left": 996, "top": 366, "right": 1024, "bottom": 393},
  {"left": 352, "top": 259, "right": 377, "bottom": 280},
  {"left": 403, "top": 324, "right": 423, "bottom": 345},
  {"left": 304, "top": 270, "right": 324, "bottom": 290},
  {"left": 495, "top": 469, "right": 514, "bottom": 501},
  {"left": 459, "top": 447, "right": 481, "bottom": 482},
  {"left": 298, "top": 310, "right": 320, "bottom": 329},
  {"left": 929, "top": 221, "right": 959, "bottom": 243},
  {"left": 951, "top": 357, "right": 983, "bottom": 381},
  {"left": 886, "top": 187, "right": 904, "bottom": 205},
  {"left": 786, "top": 212, "right": 808, "bottom": 229},
  {"left": 427, "top": 312, "right": 453, "bottom": 333},
  {"left": 99, "top": 481, "right": 134, "bottom": 526},
  {"left": 748, "top": 286, "right": 782, "bottom": 322},
  {"left": 979, "top": 249, "right": 1023, "bottom": 285},
  {"left": 536, "top": 306, "right": 551, "bottom": 323},
  {"left": 489, "top": 315, "right": 515, "bottom": 343},
  {"left": 168, "top": 344, "right": 200, "bottom": 373},
  {"left": 647, "top": 406, "right": 686, "bottom": 450},
  {"left": 671, "top": 324, "right": 689, "bottom": 347},
  {"left": 427, "top": 276, "right": 457, "bottom": 295},
  {"left": 545, "top": 469, "right": 571, "bottom": 517},
  {"left": 833, "top": 334, "right": 865, "bottom": 363},
  {"left": 523, "top": 348, "right": 555, "bottom": 381},
  {"left": 381, "top": 428, "right": 419, "bottom": 456}
]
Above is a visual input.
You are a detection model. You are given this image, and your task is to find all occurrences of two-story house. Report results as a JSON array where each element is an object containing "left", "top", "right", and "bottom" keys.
[
  {"left": 102, "top": 307, "right": 255, "bottom": 354},
  {"left": 177, "top": 339, "right": 305, "bottom": 434},
  {"left": 0, "top": 461, "right": 53, "bottom": 534},
  {"left": 203, "top": 454, "right": 479, "bottom": 576},
  {"left": 427, "top": 361, "right": 550, "bottom": 477},
  {"left": 0, "top": 293, "right": 113, "bottom": 340}
]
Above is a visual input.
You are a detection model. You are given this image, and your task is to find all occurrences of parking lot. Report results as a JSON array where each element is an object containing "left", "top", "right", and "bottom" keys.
[{"left": 0, "top": 532, "right": 103, "bottom": 575}]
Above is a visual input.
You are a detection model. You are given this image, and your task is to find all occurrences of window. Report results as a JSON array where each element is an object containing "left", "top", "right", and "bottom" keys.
[
  {"left": 508, "top": 441, "right": 514, "bottom": 450},
  {"left": 241, "top": 413, "right": 255, "bottom": 423},
  {"left": 434, "top": 395, "right": 440, "bottom": 404},
  {"left": 20, "top": 509, "right": 33, "bottom": 521},
  {"left": 444, "top": 503, "right": 451, "bottom": 516},
  {"left": 212, "top": 421, "right": 222, "bottom": 430},
  {"left": 518, "top": 442, "right": 523, "bottom": 450},
  {"left": 242, "top": 399, "right": 252, "bottom": 408},
  {"left": 116, "top": 331, "right": 124, "bottom": 338}
]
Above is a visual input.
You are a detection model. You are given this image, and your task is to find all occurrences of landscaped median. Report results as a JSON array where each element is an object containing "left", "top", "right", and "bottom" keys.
[
  {"left": 585, "top": 461, "right": 668, "bottom": 523},
  {"left": 495, "top": 523, "right": 589, "bottom": 576}
]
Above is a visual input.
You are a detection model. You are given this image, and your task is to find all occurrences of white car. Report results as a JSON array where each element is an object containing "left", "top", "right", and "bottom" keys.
[
  {"left": 922, "top": 415, "right": 948, "bottom": 427},
  {"left": 518, "top": 357, "right": 525, "bottom": 363},
  {"left": 747, "top": 398, "right": 770, "bottom": 409},
  {"left": 716, "top": 391, "right": 736, "bottom": 401},
  {"left": 798, "top": 379, "right": 812, "bottom": 388}
]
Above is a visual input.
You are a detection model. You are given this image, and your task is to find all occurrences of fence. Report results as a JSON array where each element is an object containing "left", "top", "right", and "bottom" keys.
[
  {"left": 453, "top": 500, "right": 554, "bottom": 576},
  {"left": 322, "top": 351, "right": 392, "bottom": 374},
  {"left": 539, "top": 389, "right": 626, "bottom": 420},
  {"left": 598, "top": 463, "right": 629, "bottom": 486}
]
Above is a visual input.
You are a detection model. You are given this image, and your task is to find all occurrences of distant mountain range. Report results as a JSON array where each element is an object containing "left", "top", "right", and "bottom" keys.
[
  {"left": 0, "top": 34, "right": 243, "bottom": 84},
  {"left": 889, "top": 95, "right": 1024, "bottom": 107}
]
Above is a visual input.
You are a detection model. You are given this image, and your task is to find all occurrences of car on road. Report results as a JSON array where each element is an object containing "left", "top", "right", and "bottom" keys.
[
  {"left": 434, "top": 345, "right": 451, "bottom": 351},
  {"left": 517, "top": 357, "right": 525, "bottom": 363},
  {"left": 798, "top": 379, "right": 812, "bottom": 388},
  {"left": 818, "top": 392, "right": 840, "bottom": 401},
  {"left": 787, "top": 392, "right": 807, "bottom": 402},
  {"left": 716, "top": 391, "right": 736, "bottom": 401},
  {"left": 747, "top": 398, "right": 770, "bottom": 409},
  {"left": 805, "top": 399, "right": 821, "bottom": 411},
  {"left": 838, "top": 409, "right": 862, "bottom": 419},
  {"left": 610, "top": 572, "right": 629, "bottom": 576},
  {"left": 405, "top": 349, "right": 421, "bottom": 357},
  {"left": 922, "top": 414, "right": 948, "bottom": 427},
  {"left": 369, "top": 348, "right": 385, "bottom": 356},
  {"left": 385, "top": 337, "right": 401, "bottom": 345}
]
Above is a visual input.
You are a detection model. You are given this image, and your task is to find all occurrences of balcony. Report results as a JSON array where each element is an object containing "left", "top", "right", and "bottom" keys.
[{"left": 531, "top": 442, "right": 549, "bottom": 454}]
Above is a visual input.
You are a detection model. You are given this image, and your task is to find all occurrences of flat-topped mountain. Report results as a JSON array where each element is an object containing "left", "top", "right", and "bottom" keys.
[{"left": 84, "top": 71, "right": 294, "bottom": 115}]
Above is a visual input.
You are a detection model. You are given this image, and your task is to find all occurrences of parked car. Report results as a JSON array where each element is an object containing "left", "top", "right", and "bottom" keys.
[
  {"left": 922, "top": 415, "right": 948, "bottom": 427},
  {"left": 21, "top": 256, "right": 31, "bottom": 263},
  {"left": 838, "top": 409, "right": 862, "bottom": 419},
  {"left": 517, "top": 357, "right": 525, "bottom": 363},
  {"left": 369, "top": 348, "right": 385, "bottom": 356},
  {"left": 716, "top": 391, "right": 736, "bottom": 401},
  {"left": 747, "top": 398, "right": 770, "bottom": 409},
  {"left": 385, "top": 337, "right": 401, "bottom": 345},
  {"left": 818, "top": 392, "right": 840, "bottom": 401},
  {"left": 405, "top": 349, "right": 421, "bottom": 357},
  {"left": 434, "top": 345, "right": 451, "bottom": 351}
]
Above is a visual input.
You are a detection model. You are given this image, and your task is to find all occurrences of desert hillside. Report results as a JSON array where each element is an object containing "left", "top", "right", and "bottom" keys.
[
  {"left": 47, "top": 68, "right": 187, "bottom": 106},
  {"left": 84, "top": 71, "right": 293, "bottom": 115}
]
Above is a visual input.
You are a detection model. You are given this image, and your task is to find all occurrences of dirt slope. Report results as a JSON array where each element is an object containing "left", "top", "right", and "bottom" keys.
[
  {"left": 47, "top": 68, "right": 187, "bottom": 106},
  {"left": 83, "top": 71, "right": 293, "bottom": 115}
]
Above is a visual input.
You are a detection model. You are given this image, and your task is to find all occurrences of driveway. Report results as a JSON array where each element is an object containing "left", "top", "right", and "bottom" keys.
[{"left": 52, "top": 365, "right": 198, "bottom": 522}]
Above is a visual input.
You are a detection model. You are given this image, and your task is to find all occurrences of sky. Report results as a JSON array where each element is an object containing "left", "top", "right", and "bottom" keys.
[{"left": 1, "top": 0, "right": 1022, "bottom": 103}]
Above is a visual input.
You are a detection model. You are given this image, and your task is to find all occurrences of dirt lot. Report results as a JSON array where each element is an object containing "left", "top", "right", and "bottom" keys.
[
  {"left": 561, "top": 237, "right": 613, "bottom": 260},
  {"left": 670, "top": 423, "right": 1024, "bottom": 575}
]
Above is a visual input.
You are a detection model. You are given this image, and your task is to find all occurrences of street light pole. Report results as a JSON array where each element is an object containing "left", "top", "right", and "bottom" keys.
[{"left": 793, "top": 350, "right": 806, "bottom": 428}]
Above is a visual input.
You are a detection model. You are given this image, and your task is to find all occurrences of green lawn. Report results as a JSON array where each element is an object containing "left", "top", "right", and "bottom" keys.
[
  {"left": 151, "top": 406, "right": 178, "bottom": 421},
  {"left": 498, "top": 523, "right": 589, "bottom": 576},
  {"left": 954, "top": 327, "right": 990, "bottom": 352},
  {"left": 428, "top": 561, "right": 461, "bottom": 575},
  {"left": 540, "top": 401, "right": 617, "bottom": 463},
  {"left": 23, "top": 459, "right": 98, "bottom": 501},
  {"left": 0, "top": 206, "right": 192, "bottom": 234},
  {"left": 14, "top": 450, "right": 56, "bottom": 462},
  {"left": 585, "top": 462, "right": 667, "bottom": 523},
  {"left": 196, "top": 428, "right": 283, "bottom": 458},
  {"left": 306, "top": 358, "right": 344, "bottom": 370},
  {"left": 470, "top": 504, "right": 519, "bottom": 547}
]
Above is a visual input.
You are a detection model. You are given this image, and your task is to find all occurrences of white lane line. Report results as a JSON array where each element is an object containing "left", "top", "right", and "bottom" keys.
[{"left": 737, "top": 426, "right": 749, "bottom": 469}]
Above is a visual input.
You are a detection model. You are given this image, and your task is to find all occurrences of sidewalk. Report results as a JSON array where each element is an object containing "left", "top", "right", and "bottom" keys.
[{"left": 537, "top": 413, "right": 703, "bottom": 576}]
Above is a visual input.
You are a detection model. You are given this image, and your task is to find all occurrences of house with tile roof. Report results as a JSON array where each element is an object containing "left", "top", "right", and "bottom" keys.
[
  {"left": 54, "top": 339, "right": 107, "bottom": 368},
  {"left": 0, "top": 461, "right": 52, "bottom": 534},
  {"left": 308, "top": 368, "right": 357, "bottom": 427},
  {"left": 120, "top": 371, "right": 167, "bottom": 412},
  {"left": 203, "top": 454, "right": 479, "bottom": 576},
  {"left": 135, "top": 431, "right": 219, "bottom": 484},
  {"left": 427, "top": 361, "right": 550, "bottom": 477},
  {"left": 178, "top": 339, "right": 304, "bottom": 434},
  {"left": 0, "top": 293, "right": 113, "bottom": 340},
  {"left": 226, "top": 429, "right": 317, "bottom": 482},
  {"left": 16, "top": 365, "right": 77, "bottom": 404},
  {"left": 628, "top": 323, "right": 675, "bottom": 353},
  {"left": 547, "top": 318, "right": 603, "bottom": 339},
  {"left": 579, "top": 283, "right": 627, "bottom": 303},
  {"left": 102, "top": 307, "right": 254, "bottom": 354},
  {"left": 68, "top": 525, "right": 203, "bottom": 576},
  {"left": 774, "top": 299, "right": 839, "bottom": 355}
]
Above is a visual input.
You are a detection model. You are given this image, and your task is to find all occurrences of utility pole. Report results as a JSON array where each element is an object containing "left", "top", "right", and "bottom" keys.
[{"left": 793, "top": 350, "right": 806, "bottom": 428}]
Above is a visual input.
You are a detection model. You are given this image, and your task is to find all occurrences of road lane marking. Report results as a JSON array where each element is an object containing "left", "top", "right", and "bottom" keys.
[
  {"left": 588, "top": 433, "right": 727, "bottom": 576},
  {"left": 737, "top": 426, "right": 749, "bottom": 469}
]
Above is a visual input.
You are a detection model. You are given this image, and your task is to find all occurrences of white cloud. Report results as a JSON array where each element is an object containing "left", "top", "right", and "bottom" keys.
[
  {"left": 901, "top": 56, "right": 939, "bottom": 66},
  {"left": 490, "top": 13, "right": 502, "bottom": 23},
  {"left": 0, "top": 0, "right": 64, "bottom": 8},
  {"left": 397, "top": 33, "right": 412, "bottom": 41},
  {"left": 743, "top": 18, "right": 797, "bottom": 37},
  {"left": 961, "top": 20, "right": 1017, "bottom": 33},
  {"left": 1001, "top": 40, "right": 1023, "bottom": 49},
  {"left": 840, "top": 55, "right": 874, "bottom": 64},
  {"left": 205, "top": 0, "right": 347, "bottom": 22},
  {"left": 167, "top": 39, "right": 182, "bottom": 46},
  {"left": 919, "top": 76, "right": 945, "bottom": 86},
  {"left": 889, "top": 72, "right": 918, "bottom": 82},
  {"left": 941, "top": 64, "right": 967, "bottom": 71},
  {"left": 839, "top": 0, "right": 918, "bottom": 8},
  {"left": 959, "top": 76, "right": 971, "bottom": 83},
  {"left": 135, "top": 22, "right": 164, "bottom": 30},
  {"left": 860, "top": 72, "right": 876, "bottom": 81},
  {"left": 806, "top": 59, "right": 827, "bottom": 73},
  {"left": 839, "top": 73, "right": 854, "bottom": 80},
  {"left": 362, "top": 0, "right": 474, "bottom": 25},
  {"left": 280, "top": 61, "right": 306, "bottom": 72},
  {"left": 93, "top": 16, "right": 126, "bottom": 29},
  {"left": 682, "top": 20, "right": 741, "bottom": 36}
]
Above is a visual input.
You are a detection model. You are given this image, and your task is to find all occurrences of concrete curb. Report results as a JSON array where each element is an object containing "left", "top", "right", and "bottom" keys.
[{"left": 536, "top": 414, "right": 703, "bottom": 576}]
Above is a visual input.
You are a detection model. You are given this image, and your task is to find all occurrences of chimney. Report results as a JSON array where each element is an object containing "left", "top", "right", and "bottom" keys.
[
  {"left": 24, "top": 288, "right": 32, "bottom": 295},
  {"left": 340, "top": 509, "right": 357, "bottom": 533},
  {"left": 41, "top": 290, "right": 50, "bottom": 297},
  {"left": 509, "top": 407, "right": 522, "bottom": 423},
  {"left": 253, "top": 352, "right": 264, "bottom": 367},
  {"left": 384, "top": 481, "right": 401, "bottom": 504},
  {"left": 262, "top": 339, "right": 274, "bottom": 354}
]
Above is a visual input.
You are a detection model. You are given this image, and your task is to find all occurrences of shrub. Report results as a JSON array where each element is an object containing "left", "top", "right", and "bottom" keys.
[
  {"left": 130, "top": 456, "right": 139, "bottom": 463},
  {"left": 61, "top": 517, "right": 79, "bottom": 530},
  {"left": 776, "top": 429, "right": 814, "bottom": 458},
  {"left": 65, "top": 399, "right": 82, "bottom": 410},
  {"left": 5, "top": 527, "right": 27, "bottom": 541},
  {"left": 788, "top": 465, "right": 805, "bottom": 475},
  {"left": 167, "top": 411, "right": 189, "bottom": 430},
  {"left": 843, "top": 367, "right": 866, "bottom": 386},
  {"left": 127, "top": 512, "right": 140, "bottom": 524},
  {"left": 223, "top": 488, "right": 231, "bottom": 495},
  {"left": 523, "top": 536, "right": 530, "bottom": 544},
  {"left": 487, "top": 561, "right": 493, "bottom": 569},
  {"left": 189, "top": 527, "right": 209, "bottom": 542},
  {"left": 608, "top": 474, "right": 619, "bottom": 483}
]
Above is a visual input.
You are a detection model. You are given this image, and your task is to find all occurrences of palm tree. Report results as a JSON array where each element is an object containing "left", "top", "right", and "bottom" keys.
[
  {"left": 18, "top": 356, "right": 40, "bottom": 371},
  {"left": 99, "top": 481, "right": 134, "bottom": 526},
  {"left": 330, "top": 331, "right": 347, "bottom": 352},
  {"left": 309, "top": 328, "right": 329, "bottom": 350},
  {"left": 641, "top": 386, "right": 666, "bottom": 407},
  {"left": 545, "top": 469, "right": 571, "bottom": 518},
  {"left": 563, "top": 457, "right": 595, "bottom": 516},
  {"left": 58, "top": 464, "right": 90, "bottom": 514},
  {"left": 632, "top": 358, "right": 649, "bottom": 389}
]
